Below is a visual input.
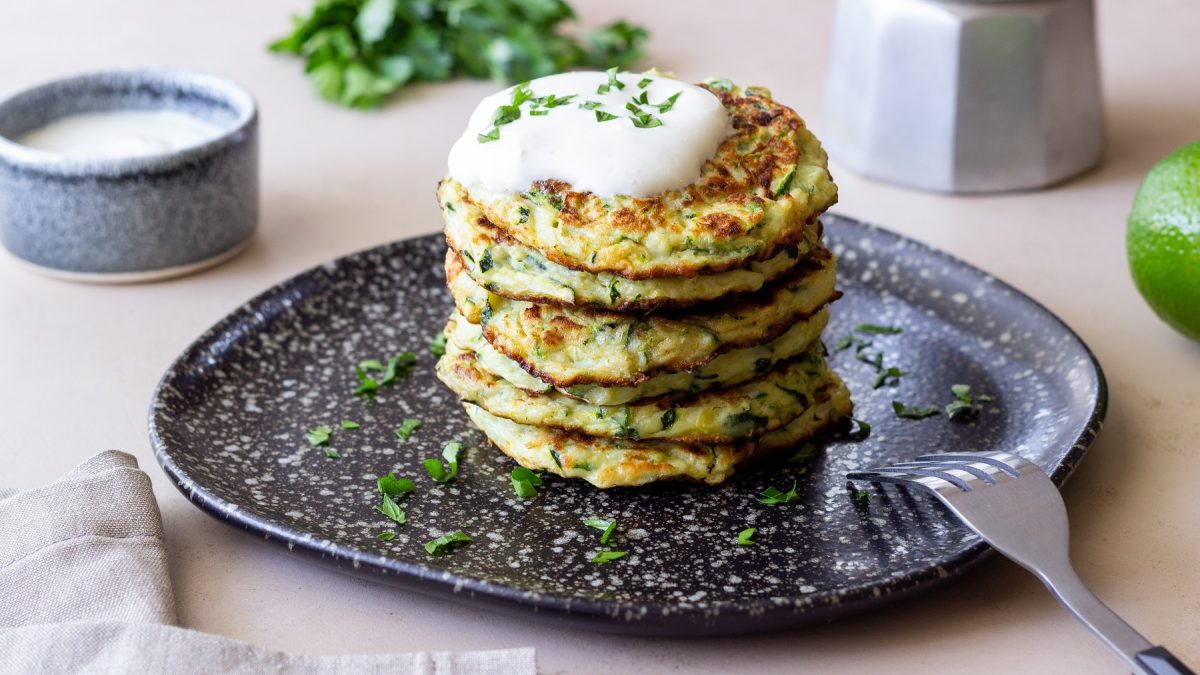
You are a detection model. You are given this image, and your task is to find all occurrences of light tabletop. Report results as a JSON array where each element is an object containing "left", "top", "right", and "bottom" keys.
[{"left": 2, "top": 1, "right": 1198, "bottom": 672}]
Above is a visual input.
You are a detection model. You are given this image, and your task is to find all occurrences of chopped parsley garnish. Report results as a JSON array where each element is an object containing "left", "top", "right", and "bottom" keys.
[
  {"left": 873, "top": 366, "right": 906, "bottom": 389},
  {"left": 511, "top": 466, "right": 543, "bottom": 498},
  {"left": 595, "top": 110, "right": 617, "bottom": 122},
  {"left": 892, "top": 401, "right": 940, "bottom": 419},
  {"left": 377, "top": 531, "right": 396, "bottom": 541},
  {"left": 324, "top": 448, "right": 341, "bottom": 459},
  {"left": 374, "top": 493, "right": 406, "bottom": 525},
  {"left": 377, "top": 472, "right": 415, "bottom": 497},
  {"left": 358, "top": 359, "right": 384, "bottom": 371},
  {"left": 708, "top": 78, "right": 733, "bottom": 92},
  {"left": 787, "top": 442, "right": 816, "bottom": 463},
  {"left": 429, "top": 332, "right": 447, "bottom": 356},
  {"left": 478, "top": 248, "right": 493, "bottom": 272},
  {"left": 737, "top": 527, "right": 756, "bottom": 546},
  {"left": 596, "top": 66, "right": 626, "bottom": 94},
  {"left": 340, "top": 419, "right": 360, "bottom": 430},
  {"left": 584, "top": 518, "right": 617, "bottom": 545},
  {"left": 591, "top": 550, "right": 627, "bottom": 564},
  {"left": 945, "top": 384, "right": 993, "bottom": 422},
  {"left": 424, "top": 442, "right": 462, "bottom": 483},
  {"left": 306, "top": 425, "right": 332, "bottom": 446},
  {"left": 637, "top": 77, "right": 652, "bottom": 88},
  {"left": 758, "top": 481, "right": 799, "bottom": 505},
  {"left": 846, "top": 417, "right": 872, "bottom": 440},
  {"left": 579, "top": 100, "right": 602, "bottom": 110},
  {"left": 380, "top": 352, "right": 416, "bottom": 386},
  {"left": 394, "top": 418, "right": 421, "bottom": 440},
  {"left": 855, "top": 323, "right": 903, "bottom": 335},
  {"left": 491, "top": 103, "right": 521, "bottom": 127},
  {"left": 855, "top": 488, "right": 871, "bottom": 502},
  {"left": 655, "top": 92, "right": 681, "bottom": 113},
  {"left": 477, "top": 127, "right": 500, "bottom": 143},
  {"left": 425, "top": 530, "right": 471, "bottom": 556},
  {"left": 660, "top": 408, "right": 677, "bottom": 431}
]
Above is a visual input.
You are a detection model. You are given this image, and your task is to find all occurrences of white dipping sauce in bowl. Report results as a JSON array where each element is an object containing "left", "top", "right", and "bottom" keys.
[{"left": 17, "top": 109, "right": 222, "bottom": 158}]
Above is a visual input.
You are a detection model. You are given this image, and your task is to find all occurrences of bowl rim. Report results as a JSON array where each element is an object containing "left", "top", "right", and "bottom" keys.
[{"left": 0, "top": 68, "right": 257, "bottom": 178}]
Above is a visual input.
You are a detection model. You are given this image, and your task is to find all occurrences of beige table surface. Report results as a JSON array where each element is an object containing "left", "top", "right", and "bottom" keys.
[{"left": 2, "top": 1, "right": 1198, "bottom": 672}]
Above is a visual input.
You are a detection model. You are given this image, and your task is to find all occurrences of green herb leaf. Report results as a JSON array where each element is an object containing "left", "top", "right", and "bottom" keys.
[
  {"left": 655, "top": 92, "right": 681, "bottom": 113},
  {"left": 424, "top": 442, "right": 462, "bottom": 483},
  {"left": 340, "top": 419, "right": 360, "bottom": 430},
  {"left": 491, "top": 103, "right": 521, "bottom": 127},
  {"left": 708, "top": 78, "right": 733, "bottom": 92},
  {"left": 374, "top": 493, "right": 406, "bottom": 524},
  {"left": 660, "top": 408, "right": 677, "bottom": 431},
  {"left": 584, "top": 517, "right": 617, "bottom": 545},
  {"left": 377, "top": 531, "right": 396, "bottom": 541},
  {"left": 951, "top": 384, "right": 973, "bottom": 400},
  {"left": 394, "top": 418, "right": 421, "bottom": 440},
  {"left": 873, "top": 366, "right": 906, "bottom": 389},
  {"left": 477, "top": 127, "right": 500, "bottom": 143},
  {"left": 758, "top": 480, "right": 799, "bottom": 505},
  {"left": 377, "top": 472, "right": 416, "bottom": 496},
  {"left": 856, "top": 488, "right": 871, "bottom": 502},
  {"left": 354, "top": 368, "right": 380, "bottom": 397},
  {"left": 595, "top": 110, "right": 617, "bottom": 122},
  {"left": 591, "top": 550, "right": 627, "bottom": 564},
  {"left": 358, "top": 359, "right": 385, "bottom": 371},
  {"left": 380, "top": 352, "right": 416, "bottom": 386},
  {"left": 855, "top": 323, "right": 903, "bottom": 335},
  {"left": 892, "top": 401, "right": 940, "bottom": 419},
  {"left": 637, "top": 77, "right": 652, "bottom": 88},
  {"left": 580, "top": 100, "right": 602, "bottom": 110},
  {"left": 324, "top": 448, "right": 341, "bottom": 459},
  {"left": 737, "top": 527, "right": 756, "bottom": 546},
  {"left": 787, "top": 442, "right": 816, "bottom": 464},
  {"left": 630, "top": 115, "right": 662, "bottom": 129},
  {"left": 511, "top": 466, "right": 543, "bottom": 498},
  {"left": 846, "top": 417, "right": 872, "bottom": 440},
  {"left": 425, "top": 530, "right": 471, "bottom": 556},
  {"left": 306, "top": 425, "right": 332, "bottom": 446},
  {"left": 429, "top": 332, "right": 447, "bottom": 356}
]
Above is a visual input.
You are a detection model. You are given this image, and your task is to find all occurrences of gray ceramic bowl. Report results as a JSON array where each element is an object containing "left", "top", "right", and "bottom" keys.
[{"left": 0, "top": 69, "right": 258, "bottom": 282}]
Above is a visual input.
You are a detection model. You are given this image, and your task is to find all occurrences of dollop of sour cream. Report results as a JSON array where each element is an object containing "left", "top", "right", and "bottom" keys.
[
  {"left": 447, "top": 71, "right": 730, "bottom": 198},
  {"left": 16, "top": 110, "right": 222, "bottom": 159}
]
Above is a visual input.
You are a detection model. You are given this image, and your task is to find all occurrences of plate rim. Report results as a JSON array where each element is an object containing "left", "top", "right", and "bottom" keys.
[{"left": 148, "top": 212, "right": 1108, "bottom": 634}]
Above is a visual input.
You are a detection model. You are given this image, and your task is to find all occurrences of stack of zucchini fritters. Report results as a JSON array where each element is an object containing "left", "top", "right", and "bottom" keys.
[{"left": 436, "top": 81, "right": 852, "bottom": 488}]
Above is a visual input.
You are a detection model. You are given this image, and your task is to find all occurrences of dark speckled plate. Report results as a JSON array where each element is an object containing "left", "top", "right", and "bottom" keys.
[{"left": 149, "top": 213, "right": 1105, "bottom": 635}]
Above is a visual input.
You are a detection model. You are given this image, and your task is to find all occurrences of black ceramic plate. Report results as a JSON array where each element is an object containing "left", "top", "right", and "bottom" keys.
[{"left": 149, "top": 214, "right": 1105, "bottom": 635}]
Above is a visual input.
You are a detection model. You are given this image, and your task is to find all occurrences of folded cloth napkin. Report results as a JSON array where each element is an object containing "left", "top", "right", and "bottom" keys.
[{"left": 0, "top": 451, "right": 535, "bottom": 674}]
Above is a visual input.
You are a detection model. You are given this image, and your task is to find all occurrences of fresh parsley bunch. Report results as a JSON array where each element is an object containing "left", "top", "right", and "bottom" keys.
[{"left": 270, "top": 0, "right": 649, "bottom": 109}]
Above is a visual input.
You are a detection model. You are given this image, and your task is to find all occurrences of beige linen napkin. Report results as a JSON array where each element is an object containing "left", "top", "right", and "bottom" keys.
[{"left": 0, "top": 451, "right": 535, "bottom": 674}]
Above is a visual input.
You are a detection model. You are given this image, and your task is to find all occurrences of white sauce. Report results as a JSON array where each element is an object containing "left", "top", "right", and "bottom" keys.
[
  {"left": 16, "top": 110, "right": 222, "bottom": 158},
  {"left": 447, "top": 71, "right": 730, "bottom": 198}
]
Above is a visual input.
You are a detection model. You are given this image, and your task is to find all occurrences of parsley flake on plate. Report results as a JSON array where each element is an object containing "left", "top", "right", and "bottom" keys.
[
  {"left": 591, "top": 550, "right": 627, "bottom": 564},
  {"left": 324, "top": 448, "right": 341, "bottom": 459},
  {"left": 394, "top": 418, "right": 421, "bottom": 440},
  {"left": 340, "top": 419, "right": 360, "bottom": 430},
  {"left": 377, "top": 472, "right": 415, "bottom": 497},
  {"left": 787, "top": 442, "right": 816, "bottom": 464},
  {"left": 873, "top": 366, "right": 906, "bottom": 389},
  {"left": 429, "top": 332, "right": 447, "bottom": 357},
  {"left": 892, "top": 401, "right": 940, "bottom": 419},
  {"left": 380, "top": 352, "right": 416, "bottom": 386},
  {"left": 584, "top": 518, "right": 617, "bottom": 545},
  {"left": 854, "top": 323, "right": 903, "bottom": 335},
  {"left": 945, "top": 384, "right": 994, "bottom": 422},
  {"left": 737, "top": 527, "right": 756, "bottom": 546},
  {"left": 758, "top": 481, "right": 799, "bottom": 505},
  {"left": 425, "top": 530, "right": 471, "bottom": 556},
  {"left": 424, "top": 442, "right": 462, "bottom": 483},
  {"left": 374, "top": 493, "right": 406, "bottom": 525},
  {"left": 306, "top": 425, "right": 332, "bottom": 446},
  {"left": 845, "top": 417, "right": 872, "bottom": 440},
  {"left": 511, "top": 466, "right": 543, "bottom": 498},
  {"left": 377, "top": 531, "right": 396, "bottom": 541}
]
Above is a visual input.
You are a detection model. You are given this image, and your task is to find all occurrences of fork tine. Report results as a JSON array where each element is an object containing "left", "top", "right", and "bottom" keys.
[
  {"left": 886, "top": 460, "right": 998, "bottom": 484},
  {"left": 844, "top": 471, "right": 958, "bottom": 493},
  {"left": 915, "top": 452, "right": 1023, "bottom": 477},
  {"left": 848, "top": 466, "right": 972, "bottom": 491}
]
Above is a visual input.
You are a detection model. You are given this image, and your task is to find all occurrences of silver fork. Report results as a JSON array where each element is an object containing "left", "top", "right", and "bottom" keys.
[{"left": 848, "top": 451, "right": 1193, "bottom": 675}]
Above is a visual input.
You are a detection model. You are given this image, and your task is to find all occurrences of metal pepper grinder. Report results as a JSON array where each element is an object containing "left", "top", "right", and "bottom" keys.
[{"left": 822, "top": 0, "right": 1104, "bottom": 193}]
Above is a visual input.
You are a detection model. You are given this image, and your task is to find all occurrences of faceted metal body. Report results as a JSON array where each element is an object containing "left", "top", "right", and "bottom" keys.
[{"left": 823, "top": 0, "right": 1104, "bottom": 193}]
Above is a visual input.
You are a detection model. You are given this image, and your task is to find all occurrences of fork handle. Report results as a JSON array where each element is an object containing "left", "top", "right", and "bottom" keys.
[
  {"left": 1038, "top": 566, "right": 1195, "bottom": 674},
  {"left": 1135, "top": 647, "right": 1196, "bottom": 675}
]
